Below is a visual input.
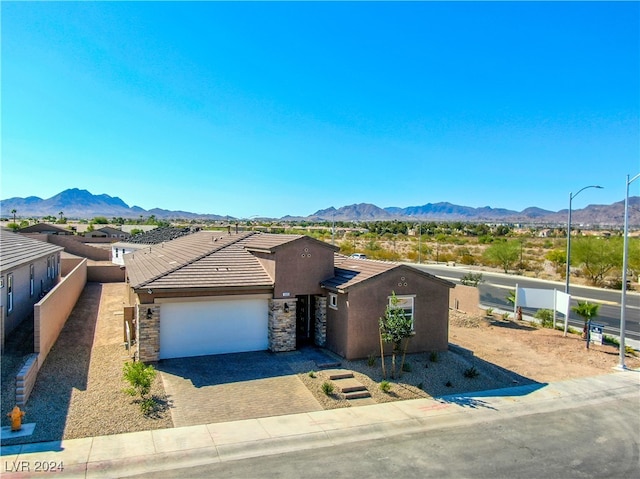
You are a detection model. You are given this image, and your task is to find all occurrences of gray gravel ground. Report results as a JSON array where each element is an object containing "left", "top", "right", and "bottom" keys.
[{"left": 1, "top": 283, "right": 172, "bottom": 447}]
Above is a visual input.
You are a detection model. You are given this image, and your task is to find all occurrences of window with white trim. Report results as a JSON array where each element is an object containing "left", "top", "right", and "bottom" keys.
[
  {"left": 389, "top": 295, "right": 415, "bottom": 329},
  {"left": 328, "top": 293, "right": 338, "bottom": 310},
  {"left": 7, "top": 273, "right": 13, "bottom": 314},
  {"left": 30, "top": 264, "right": 35, "bottom": 297}
]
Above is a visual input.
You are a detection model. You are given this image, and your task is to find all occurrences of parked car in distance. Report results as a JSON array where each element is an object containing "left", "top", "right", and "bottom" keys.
[{"left": 349, "top": 253, "right": 367, "bottom": 259}]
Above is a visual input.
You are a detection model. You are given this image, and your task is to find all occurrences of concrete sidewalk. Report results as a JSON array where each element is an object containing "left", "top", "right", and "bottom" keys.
[{"left": 1, "top": 371, "right": 638, "bottom": 479}]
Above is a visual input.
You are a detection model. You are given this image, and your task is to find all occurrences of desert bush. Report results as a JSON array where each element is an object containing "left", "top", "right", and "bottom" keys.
[
  {"left": 463, "top": 366, "right": 479, "bottom": 379},
  {"left": 321, "top": 381, "right": 334, "bottom": 395},
  {"left": 379, "top": 380, "right": 392, "bottom": 393},
  {"left": 534, "top": 309, "right": 554, "bottom": 328}
]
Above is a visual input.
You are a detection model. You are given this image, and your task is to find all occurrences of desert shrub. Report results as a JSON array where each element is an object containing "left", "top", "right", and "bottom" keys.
[
  {"left": 402, "top": 362, "right": 412, "bottom": 372},
  {"left": 485, "top": 307, "right": 494, "bottom": 317},
  {"left": 308, "top": 370, "right": 316, "bottom": 378},
  {"left": 534, "top": 309, "right": 554, "bottom": 328},
  {"left": 379, "top": 380, "right": 392, "bottom": 393},
  {"left": 460, "top": 272, "right": 483, "bottom": 287},
  {"left": 429, "top": 351, "right": 439, "bottom": 363},
  {"left": 501, "top": 312, "right": 511, "bottom": 320},
  {"left": 367, "top": 354, "right": 376, "bottom": 367},
  {"left": 321, "top": 381, "right": 334, "bottom": 395},
  {"left": 463, "top": 366, "right": 479, "bottom": 379}
]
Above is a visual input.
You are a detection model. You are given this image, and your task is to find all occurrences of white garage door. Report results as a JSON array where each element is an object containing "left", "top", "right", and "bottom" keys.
[{"left": 159, "top": 297, "right": 269, "bottom": 359}]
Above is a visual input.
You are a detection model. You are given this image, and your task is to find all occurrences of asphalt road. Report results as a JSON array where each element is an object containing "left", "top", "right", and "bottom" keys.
[
  {"left": 414, "top": 263, "right": 640, "bottom": 343},
  {"left": 131, "top": 395, "right": 639, "bottom": 479}
]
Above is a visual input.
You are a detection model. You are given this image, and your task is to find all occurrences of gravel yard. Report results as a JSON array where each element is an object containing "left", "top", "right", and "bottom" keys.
[{"left": 1, "top": 283, "right": 171, "bottom": 447}]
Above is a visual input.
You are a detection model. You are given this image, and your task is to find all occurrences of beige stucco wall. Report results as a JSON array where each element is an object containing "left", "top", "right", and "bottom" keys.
[
  {"left": 35, "top": 258, "right": 87, "bottom": 359},
  {"left": 449, "top": 284, "right": 482, "bottom": 314},
  {"left": 45, "top": 235, "right": 111, "bottom": 261},
  {"left": 87, "top": 265, "right": 126, "bottom": 283}
]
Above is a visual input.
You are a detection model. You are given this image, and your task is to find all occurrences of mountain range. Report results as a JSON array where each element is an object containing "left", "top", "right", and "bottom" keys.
[{"left": 1, "top": 188, "right": 638, "bottom": 226}]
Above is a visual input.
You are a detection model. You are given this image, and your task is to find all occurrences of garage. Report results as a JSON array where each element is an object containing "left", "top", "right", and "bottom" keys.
[{"left": 159, "top": 296, "right": 269, "bottom": 360}]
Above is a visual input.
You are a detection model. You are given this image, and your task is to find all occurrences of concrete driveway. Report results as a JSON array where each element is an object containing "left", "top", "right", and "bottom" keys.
[{"left": 156, "top": 348, "right": 339, "bottom": 427}]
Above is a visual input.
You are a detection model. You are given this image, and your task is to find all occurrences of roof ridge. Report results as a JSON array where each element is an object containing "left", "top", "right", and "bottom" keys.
[{"left": 136, "top": 231, "right": 256, "bottom": 289}]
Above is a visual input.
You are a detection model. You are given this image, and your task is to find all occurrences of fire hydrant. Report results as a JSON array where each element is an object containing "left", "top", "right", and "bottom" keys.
[{"left": 7, "top": 406, "right": 25, "bottom": 431}]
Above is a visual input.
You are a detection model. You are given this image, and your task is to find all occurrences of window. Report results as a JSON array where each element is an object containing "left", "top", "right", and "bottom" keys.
[
  {"left": 115, "top": 248, "right": 119, "bottom": 258},
  {"left": 47, "top": 256, "right": 52, "bottom": 278},
  {"left": 30, "top": 265, "right": 35, "bottom": 297},
  {"left": 328, "top": 293, "right": 338, "bottom": 310},
  {"left": 389, "top": 295, "right": 415, "bottom": 329},
  {"left": 7, "top": 274, "right": 13, "bottom": 314}
]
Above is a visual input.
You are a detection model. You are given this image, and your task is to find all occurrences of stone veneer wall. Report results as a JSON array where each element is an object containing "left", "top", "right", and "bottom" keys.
[
  {"left": 268, "top": 299, "right": 296, "bottom": 352},
  {"left": 137, "top": 304, "right": 160, "bottom": 362},
  {"left": 314, "top": 295, "right": 327, "bottom": 347}
]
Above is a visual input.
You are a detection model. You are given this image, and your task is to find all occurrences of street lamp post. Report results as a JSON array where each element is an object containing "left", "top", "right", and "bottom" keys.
[
  {"left": 565, "top": 185, "right": 603, "bottom": 294},
  {"left": 617, "top": 173, "right": 640, "bottom": 370}
]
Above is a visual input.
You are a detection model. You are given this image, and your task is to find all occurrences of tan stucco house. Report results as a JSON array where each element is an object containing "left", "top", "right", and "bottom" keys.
[{"left": 124, "top": 231, "right": 453, "bottom": 361}]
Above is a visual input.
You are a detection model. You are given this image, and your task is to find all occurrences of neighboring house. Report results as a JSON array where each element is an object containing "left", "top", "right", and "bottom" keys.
[
  {"left": 111, "top": 227, "right": 197, "bottom": 266},
  {"left": 85, "top": 226, "right": 131, "bottom": 239},
  {"left": 124, "top": 231, "right": 453, "bottom": 362},
  {"left": 0, "top": 230, "right": 63, "bottom": 351},
  {"left": 17, "top": 223, "right": 74, "bottom": 235}
]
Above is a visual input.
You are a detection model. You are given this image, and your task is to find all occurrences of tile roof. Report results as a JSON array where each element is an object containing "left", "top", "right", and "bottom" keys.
[
  {"left": 124, "top": 231, "right": 273, "bottom": 290},
  {"left": 127, "top": 227, "right": 197, "bottom": 245},
  {"left": 17, "top": 223, "right": 70, "bottom": 234},
  {"left": 243, "top": 234, "right": 306, "bottom": 251},
  {"left": 321, "top": 255, "right": 399, "bottom": 292},
  {"left": 0, "top": 230, "right": 64, "bottom": 272},
  {"left": 321, "top": 255, "right": 454, "bottom": 292}
]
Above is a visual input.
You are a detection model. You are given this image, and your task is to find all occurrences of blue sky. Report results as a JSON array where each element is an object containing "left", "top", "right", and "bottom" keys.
[{"left": 2, "top": 1, "right": 639, "bottom": 218}]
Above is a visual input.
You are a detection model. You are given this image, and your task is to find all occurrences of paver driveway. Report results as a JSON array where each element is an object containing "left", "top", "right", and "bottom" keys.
[{"left": 157, "top": 348, "right": 337, "bottom": 427}]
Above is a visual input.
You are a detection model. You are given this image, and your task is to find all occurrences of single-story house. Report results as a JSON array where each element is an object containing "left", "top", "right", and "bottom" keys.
[
  {"left": 112, "top": 227, "right": 198, "bottom": 266},
  {"left": 17, "top": 223, "right": 74, "bottom": 235},
  {"left": 0, "top": 230, "right": 63, "bottom": 351},
  {"left": 124, "top": 231, "right": 453, "bottom": 361},
  {"left": 85, "top": 226, "right": 131, "bottom": 239}
]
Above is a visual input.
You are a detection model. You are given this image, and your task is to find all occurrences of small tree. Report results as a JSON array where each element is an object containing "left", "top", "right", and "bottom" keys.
[
  {"left": 483, "top": 240, "right": 521, "bottom": 273},
  {"left": 379, "top": 292, "right": 414, "bottom": 379},
  {"left": 123, "top": 361, "right": 157, "bottom": 413}
]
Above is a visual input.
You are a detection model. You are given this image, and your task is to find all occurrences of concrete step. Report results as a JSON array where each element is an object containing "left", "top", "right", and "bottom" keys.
[
  {"left": 324, "top": 369, "right": 354, "bottom": 380},
  {"left": 317, "top": 360, "right": 342, "bottom": 369},
  {"left": 336, "top": 378, "right": 367, "bottom": 393},
  {"left": 346, "top": 397, "right": 376, "bottom": 406},
  {"left": 344, "top": 390, "right": 372, "bottom": 400}
]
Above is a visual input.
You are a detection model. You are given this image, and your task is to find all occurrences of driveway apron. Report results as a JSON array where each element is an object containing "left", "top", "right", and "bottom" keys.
[{"left": 157, "top": 350, "right": 332, "bottom": 427}]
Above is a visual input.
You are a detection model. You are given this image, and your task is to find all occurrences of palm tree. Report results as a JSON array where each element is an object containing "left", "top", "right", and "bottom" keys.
[
  {"left": 572, "top": 301, "right": 600, "bottom": 325},
  {"left": 58, "top": 211, "right": 64, "bottom": 223},
  {"left": 572, "top": 301, "right": 600, "bottom": 345},
  {"left": 11, "top": 209, "right": 16, "bottom": 224}
]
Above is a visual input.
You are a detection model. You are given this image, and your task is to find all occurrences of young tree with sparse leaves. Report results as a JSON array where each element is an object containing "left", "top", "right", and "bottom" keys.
[{"left": 379, "top": 292, "right": 414, "bottom": 379}]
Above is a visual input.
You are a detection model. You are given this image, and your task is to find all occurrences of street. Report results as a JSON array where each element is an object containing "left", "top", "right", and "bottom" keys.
[
  {"left": 414, "top": 264, "right": 640, "bottom": 343},
  {"left": 130, "top": 394, "right": 639, "bottom": 479}
]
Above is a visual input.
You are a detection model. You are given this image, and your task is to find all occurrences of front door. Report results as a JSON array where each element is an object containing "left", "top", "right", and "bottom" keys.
[{"left": 296, "top": 295, "right": 315, "bottom": 347}]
